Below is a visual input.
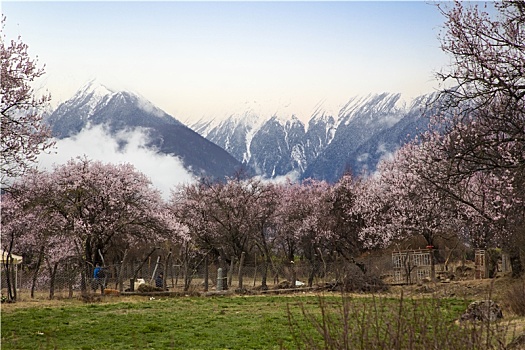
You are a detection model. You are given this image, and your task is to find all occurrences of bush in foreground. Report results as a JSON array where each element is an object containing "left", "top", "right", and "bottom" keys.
[
  {"left": 504, "top": 278, "right": 525, "bottom": 317},
  {"left": 287, "top": 293, "right": 515, "bottom": 350}
]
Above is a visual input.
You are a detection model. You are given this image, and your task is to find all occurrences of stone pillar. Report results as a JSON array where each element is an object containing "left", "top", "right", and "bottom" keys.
[{"left": 217, "top": 268, "right": 224, "bottom": 291}]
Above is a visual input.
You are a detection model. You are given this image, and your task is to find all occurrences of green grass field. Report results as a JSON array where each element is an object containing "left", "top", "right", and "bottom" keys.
[
  {"left": 2, "top": 294, "right": 311, "bottom": 350},
  {"left": 0, "top": 293, "right": 499, "bottom": 350}
]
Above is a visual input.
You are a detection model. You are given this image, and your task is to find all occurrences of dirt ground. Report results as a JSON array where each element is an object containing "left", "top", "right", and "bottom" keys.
[
  {"left": 389, "top": 275, "right": 517, "bottom": 300},
  {"left": 3, "top": 275, "right": 524, "bottom": 316}
]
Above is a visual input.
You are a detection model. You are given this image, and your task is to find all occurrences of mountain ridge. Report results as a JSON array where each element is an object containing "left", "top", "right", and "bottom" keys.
[{"left": 190, "top": 92, "right": 435, "bottom": 182}]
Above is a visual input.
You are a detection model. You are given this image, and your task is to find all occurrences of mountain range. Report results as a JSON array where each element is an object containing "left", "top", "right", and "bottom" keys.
[
  {"left": 189, "top": 92, "right": 438, "bottom": 182},
  {"left": 46, "top": 81, "right": 439, "bottom": 184}
]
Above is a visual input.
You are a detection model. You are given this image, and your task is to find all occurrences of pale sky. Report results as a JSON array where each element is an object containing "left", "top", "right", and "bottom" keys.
[{"left": 3, "top": 1, "right": 450, "bottom": 122}]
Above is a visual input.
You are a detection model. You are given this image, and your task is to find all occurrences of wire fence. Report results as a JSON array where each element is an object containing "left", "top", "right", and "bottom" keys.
[
  {"left": 1, "top": 248, "right": 506, "bottom": 300},
  {"left": 2, "top": 257, "right": 382, "bottom": 298}
]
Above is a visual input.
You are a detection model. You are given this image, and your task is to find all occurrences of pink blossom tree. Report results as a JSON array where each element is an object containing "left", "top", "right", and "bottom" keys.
[
  {"left": 367, "top": 126, "right": 523, "bottom": 277},
  {"left": 1, "top": 175, "right": 75, "bottom": 300},
  {"left": 326, "top": 173, "right": 365, "bottom": 263},
  {"left": 355, "top": 143, "right": 462, "bottom": 280},
  {"left": 0, "top": 195, "right": 32, "bottom": 301},
  {"left": 1, "top": 17, "right": 53, "bottom": 186},
  {"left": 171, "top": 176, "right": 281, "bottom": 288},
  {"left": 171, "top": 178, "right": 252, "bottom": 265},
  {"left": 424, "top": 0, "right": 525, "bottom": 276},
  {"left": 242, "top": 180, "right": 280, "bottom": 289},
  {"left": 415, "top": 130, "right": 524, "bottom": 275},
  {"left": 437, "top": 1, "right": 525, "bottom": 114},
  {"left": 6, "top": 157, "right": 178, "bottom": 293},
  {"left": 273, "top": 179, "right": 334, "bottom": 287}
]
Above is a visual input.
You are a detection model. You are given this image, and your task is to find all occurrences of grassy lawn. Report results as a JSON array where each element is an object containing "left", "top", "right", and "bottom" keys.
[
  {"left": 2, "top": 294, "right": 317, "bottom": 350},
  {"left": 0, "top": 293, "right": 497, "bottom": 350}
]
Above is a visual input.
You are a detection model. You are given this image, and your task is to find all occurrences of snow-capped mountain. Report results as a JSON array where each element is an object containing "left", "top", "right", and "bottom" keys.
[
  {"left": 189, "top": 92, "right": 436, "bottom": 182},
  {"left": 45, "top": 81, "right": 246, "bottom": 180},
  {"left": 247, "top": 115, "right": 307, "bottom": 178}
]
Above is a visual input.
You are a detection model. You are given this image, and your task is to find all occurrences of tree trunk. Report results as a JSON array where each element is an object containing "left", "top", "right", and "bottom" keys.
[
  {"left": 164, "top": 251, "right": 172, "bottom": 290},
  {"left": 68, "top": 271, "right": 74, "bottom": 299},
  {"left": 31, "top": 247, "right": 45, "bottom": 298},
  {"left": 308, "top": 264, "right": 315, "bottom": 287},
  {"left": 3, "top": 260, "right": 13, "bottom": 301},
  {"left": 3, "top": 240, "right": 16, "bottom": 302},
  {"left": 287, "top": 249, "right": 296, "bottom": 288},
  {"left": 228, "top": 256, "right": 234, "bottom": 288},
  {"left": 118, "top": 249, "right": 129, "bottom": 292},
  {"left": 425, "top": 236, "right": 436, "bottom": 282},
  {"left": 183, "top": 260, "right": 191, "bottom": 291},
  {"left": 83, "top": 240, "right": 92, "bottom": 294},
  {"left": 10, "top": 262, "right": 17, "bottom": 301},
  {"left": 182, "top": 243, "right": 192, "bottom": 291},
  {"left": 47, "top": 261, "right": 59, "bottom": 300},
  {"left": 132, "top": 247, "right": 157, "bottom": 281},
  {"left": 256, "top": 240, "right": 271, "bottom": 290},
  {"left": 237, "top": 252, "right": 246, "bottom": 290},
  {"left": 203, "top": 254, "right": 208, "bottom": 292},
  {"left": 80, "top": 267, "right": 87, "bottom": 295},
  {"left": 430, "top": 250, "right": 436, "bottom": 281},
  {"left": 260, "top": 254, "right": 269, "bottom": 290},
  {"left": 509, "top": 247, "right": 524, "bottom": 278}
]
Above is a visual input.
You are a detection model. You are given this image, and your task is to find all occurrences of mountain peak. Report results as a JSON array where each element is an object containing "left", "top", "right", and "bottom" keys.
[
  {"left": 46, "top": 79, "right": 184, "bottom": 139},
  {"left": 310, "top": 99, "right": 339, "bottom": 123},
  {"left": 75, "top": 79, "right": 114, "bottom": 100}
]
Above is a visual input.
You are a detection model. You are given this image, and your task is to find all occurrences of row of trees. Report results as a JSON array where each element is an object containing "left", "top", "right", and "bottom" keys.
[
  {"left": 1, "top": 140, "right": 523, "bottom": 299},
  {"left": 1, "top": 2, "right": 524, "bottom": 301}
]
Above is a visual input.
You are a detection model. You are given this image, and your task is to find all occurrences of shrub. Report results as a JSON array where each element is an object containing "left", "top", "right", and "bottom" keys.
[
  {"left": 504, "top": 278, "right": 525, "bottom": 316},
  {"left": 287, "top": 293, "right": 511, "bottom": 350},
  {"left": 337, "top": 263, "right": 388, "bottom": 293}
]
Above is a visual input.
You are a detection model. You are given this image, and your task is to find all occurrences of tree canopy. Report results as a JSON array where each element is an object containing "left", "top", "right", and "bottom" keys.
[{"left": 1, "top": 16, "right": 54, "bottom": 186}]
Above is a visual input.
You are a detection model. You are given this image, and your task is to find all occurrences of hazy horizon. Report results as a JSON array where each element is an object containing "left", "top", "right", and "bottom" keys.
[{"left": 3, "top": 1, "right": 450, "bottom": 123}]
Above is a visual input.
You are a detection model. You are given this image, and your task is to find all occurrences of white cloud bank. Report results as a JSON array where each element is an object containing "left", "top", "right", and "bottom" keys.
[{"left": 37, "top": 125, "right": 196, "bottom": 199}]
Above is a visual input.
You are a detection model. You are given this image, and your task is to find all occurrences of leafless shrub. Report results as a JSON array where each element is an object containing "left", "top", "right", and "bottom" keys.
[
  {"left": 504, "top": 278, "right": 525, "bottom": 316},
  {"left": 336, "top": 263, "right": 388, "bottom": 293},
  {"left": 286, "top": 293, "right": 512, "bottom": 350}
]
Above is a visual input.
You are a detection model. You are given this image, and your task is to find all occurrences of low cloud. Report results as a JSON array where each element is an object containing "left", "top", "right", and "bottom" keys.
[
  {"left": 256, "top": 170, "right": 300, "bottom": 185},
  {"left": 37, "top": 125, "right": 196, "bottom": 199}
]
